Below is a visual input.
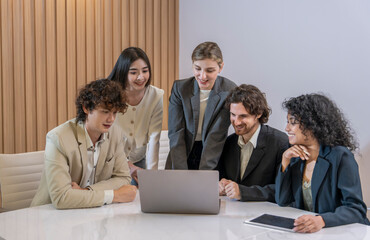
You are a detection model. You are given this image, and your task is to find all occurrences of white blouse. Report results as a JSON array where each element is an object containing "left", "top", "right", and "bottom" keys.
[{"left": 115, "top": 85, "right": 164, "bottom": 169}]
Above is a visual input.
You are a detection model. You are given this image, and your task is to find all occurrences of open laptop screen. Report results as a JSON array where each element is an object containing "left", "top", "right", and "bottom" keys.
[{"left": 138, "top": 170, "right": 220, "bottom": 214}]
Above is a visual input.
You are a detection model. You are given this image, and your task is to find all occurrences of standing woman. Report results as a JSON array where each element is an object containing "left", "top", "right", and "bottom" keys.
[
  {"left": 108, "top": 47, "right": 164, "bottom": 184},
  {"left": 166, "top": 42, "right": 237, "bottom": 170},
  {"left": 276, "top": 94, "right": 369, "bottom": 233}
]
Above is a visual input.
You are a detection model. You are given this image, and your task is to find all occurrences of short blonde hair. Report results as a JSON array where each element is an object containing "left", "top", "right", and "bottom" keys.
[{"left": 191, "top": 41, "right": 223, "bottom": 67}]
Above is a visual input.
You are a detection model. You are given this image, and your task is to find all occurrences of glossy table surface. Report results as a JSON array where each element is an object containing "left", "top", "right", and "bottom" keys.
[{"left": 0, "top": 193, "right": 368, "bottom": 240}]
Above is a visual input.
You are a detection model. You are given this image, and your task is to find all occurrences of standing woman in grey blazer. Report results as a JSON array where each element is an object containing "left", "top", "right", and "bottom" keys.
[{"left": 166, "top": 42, "right": 237, "bottom": 170}]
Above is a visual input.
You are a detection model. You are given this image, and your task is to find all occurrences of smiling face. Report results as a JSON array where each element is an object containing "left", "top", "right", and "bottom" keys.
[
  {"left": 192, "top": 58, "right": 223, "bottom": 90},
  {"left": 230, "top": 102, "right": 261, "bottom": 142},
  {"left": 285, "top": 113, "right": 310, "bottom": 145},
  {"left": 126, "top": 58, "right": 150, "bottom": 92},
  {"left": 84, "top": 106, "right": 117, "bottom": 143}
]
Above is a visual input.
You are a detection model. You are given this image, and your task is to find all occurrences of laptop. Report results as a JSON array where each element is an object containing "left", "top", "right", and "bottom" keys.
[{"left": 137, "top": 170, "right": 220, "bottom": 214}]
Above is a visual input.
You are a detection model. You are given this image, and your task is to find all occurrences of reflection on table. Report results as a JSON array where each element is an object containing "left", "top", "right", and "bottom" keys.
[{"left": 0, "top": 192, "right": 368, "bottom": 240}]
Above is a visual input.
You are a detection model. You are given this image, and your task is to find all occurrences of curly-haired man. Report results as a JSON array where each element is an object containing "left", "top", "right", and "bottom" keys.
[{"left": 32, "top": 79, "right": 137, "bottom": 209}]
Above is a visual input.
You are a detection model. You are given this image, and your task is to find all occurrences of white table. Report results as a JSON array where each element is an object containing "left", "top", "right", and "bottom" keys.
[{"left": 0, "top": 193, "right": 368, "bottom": 240}]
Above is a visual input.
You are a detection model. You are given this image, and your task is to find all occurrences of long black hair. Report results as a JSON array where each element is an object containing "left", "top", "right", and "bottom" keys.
[{"left": 108, "top": 47, "right": 152, "bottom": 89}]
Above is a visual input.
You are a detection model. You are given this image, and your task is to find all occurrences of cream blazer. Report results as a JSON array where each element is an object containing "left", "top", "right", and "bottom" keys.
[
  {"left": 31, "top": 119, "right": 131, "bottom": 209},
  {"left": 116, "top": 85, "right": 164, "bottom": 169}
]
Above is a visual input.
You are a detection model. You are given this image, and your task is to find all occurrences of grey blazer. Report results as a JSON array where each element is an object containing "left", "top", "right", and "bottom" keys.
[{"left": 165, "top": 76, "right": 236, "bottom": 170}]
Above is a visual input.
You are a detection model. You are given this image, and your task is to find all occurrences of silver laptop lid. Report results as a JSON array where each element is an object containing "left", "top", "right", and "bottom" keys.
[{"left": 138, "top": 170, "right": 220, "bottom": 214}]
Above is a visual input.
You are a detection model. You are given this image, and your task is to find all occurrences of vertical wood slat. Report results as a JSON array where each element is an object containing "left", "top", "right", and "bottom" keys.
[
  {"left": 145, "top": 0, "right": 153, "bottom": 75},
  {"left": 24, "top": 0, "right": 37, "bottom": 152},
  {"left": 0, "top": 1, "right": 3, "bottom": 153},
  {"left": 112, "top": 0, "right": 121, "bottom": 65},
  {"left": 104, "top": 0, "right": 112, "bottom": 77},
  {"left": 161, "top": 0, "right": 168, "bottom": 129},
  {"left": 46, "top": 0, "right": 57, "bottom": 131},
  {"left": 13, "top": 0, "right": 26, "bottom": 153},
  {"left": 56, "top": 0, "right": 67, "bottom": 125},
  {"left": 66, "top": 0, "right": 76, "bottom": 119},
  {"left": 153, "top": 0, "right": 160, "bottom": 90},
  {"left": 129, "top": 0, "right": 137, "bottom": 46},
  {"left": 35, "top": 0, "right": 47, "bottom": 150},
  {"left": 0, "top": 0, "right": 178, "bottom": 153},
  {"left": 137, "top": 0, "right": 145, "bottom": 50},
  {"left": 86, "top": 0, "right": 95, "bottom": 83},
  {"left": 121, "top": 0, "right": 130, "bottom": 50},
  {"left": 76, "top": 0, "right": 86, "bottom": 88},
  {"left": 1, "top": 0, "right": 15, "bottom": 153},
  {"left": 95, "top": 0, "right": 104, "bottom": 79}
]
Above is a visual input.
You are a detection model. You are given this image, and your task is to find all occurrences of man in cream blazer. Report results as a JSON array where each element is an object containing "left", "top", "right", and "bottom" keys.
[{"left": 31, "top": 79, "right": 136, "bottom": 209}]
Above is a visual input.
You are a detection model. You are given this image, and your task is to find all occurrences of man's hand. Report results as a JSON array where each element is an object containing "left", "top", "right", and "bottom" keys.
[
  {"left": 219, "top": 178, "right": 229, "bottom": 196},
  {"left": 225, "top": 180, "right": 241, "bottom": 200},
  {"left": 293, "top": 215, "right": 325, "bottom": 233},
  {"left": 113, "top": 185, "right": 137, "bottom": 203},
  {"left": 71, "top": 182, "right": 88, "bottom": 190}
]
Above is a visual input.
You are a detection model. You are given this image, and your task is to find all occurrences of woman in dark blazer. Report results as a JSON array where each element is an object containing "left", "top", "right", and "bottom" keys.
[
  {"left": 276, "top": 93, "right": 369, "bottom": 233},
  {"left": 165, "top": 42, "right": 236, "bottom": 170}
]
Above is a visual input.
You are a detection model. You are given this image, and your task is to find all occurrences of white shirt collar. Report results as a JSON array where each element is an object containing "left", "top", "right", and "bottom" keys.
[
  {"left": 237, "top": 124, "right": 261, "bottom": 149},
  {"left": 84, "top": 124, "right": 107, "bottom": 150}
]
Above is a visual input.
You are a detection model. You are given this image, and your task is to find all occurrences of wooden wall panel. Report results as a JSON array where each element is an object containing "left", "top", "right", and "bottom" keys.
[
  {"left": 0, "top": 0, "right": 3, "bottom": 153},
  {"left": 1, "top": 0, "right": 15, "bottom": 153},
  {"left": 86, "top": 0, "right": 95, "bottom": 84},
  {"left": 46, "top": 0, "right": 57, "bottom": 131},
  {"left": 13, "top": 0, "right": 26, "bottom": 153},
  {"left": 24, "top": 0, "right": 37, "bottom": 152},
  {"left": 56, "top": 0, "right": 67, "bottom": 125},
  {"left": 121, "top": 0, "right": 130, "bottom": 50},
  {"left": 95, "top": 0, "right": 104, "bottom": 79},
  {"left": 35, "top": 0, "right": 47, "bottom": 150},
  {"left": 66, "top": 0, "right": 76, "bottom": 119},
  {"left": 76, "top": 0, "right": 86, "bottom": 88},
  {"left": 0, "top": 0, "right": 178, "bottom": 153}
]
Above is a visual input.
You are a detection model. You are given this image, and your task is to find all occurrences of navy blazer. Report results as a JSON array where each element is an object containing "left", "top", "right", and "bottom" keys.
[
  {"left": 218, "top": 125, "right": 289, "bottom": 202},
  {"left": 275, "top": 145, "right": 370, "bottom": 227},
  {"left": 165, "top": 76, "right": 236, "bottom": 170}
]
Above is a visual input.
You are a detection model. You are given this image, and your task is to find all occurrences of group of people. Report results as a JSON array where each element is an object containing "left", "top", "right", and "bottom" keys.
[{"left": 31, "top": 41, "right": 369, "bottom": 233}]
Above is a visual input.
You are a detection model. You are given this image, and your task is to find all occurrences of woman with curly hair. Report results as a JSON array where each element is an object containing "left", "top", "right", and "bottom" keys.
[{"left": 275, "top": 93, "right": 369, "bottom": 233}]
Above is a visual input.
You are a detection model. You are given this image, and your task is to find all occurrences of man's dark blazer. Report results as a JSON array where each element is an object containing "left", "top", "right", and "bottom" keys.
[
  {"left": 276, "top": 145, "right": 370, "bottom": 227},
  {"left": 218, "top": 124, "right": 289, "bottom": 202},
  {"left": 165, "top": 76, "right": 236, "bottom": 170}
]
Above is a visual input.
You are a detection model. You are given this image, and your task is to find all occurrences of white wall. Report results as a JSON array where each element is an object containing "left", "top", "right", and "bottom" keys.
[{"left": 179, "top": 0, "right": 370, "bottom": 206}]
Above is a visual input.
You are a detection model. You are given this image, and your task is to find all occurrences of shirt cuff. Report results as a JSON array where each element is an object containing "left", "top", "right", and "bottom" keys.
[{"left": 104, "top": 190, "right": 114, "bottom": 205}]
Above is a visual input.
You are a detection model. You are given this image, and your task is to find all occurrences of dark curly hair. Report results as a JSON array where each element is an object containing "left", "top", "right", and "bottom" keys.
[
  {"left": 108, "top": 47, "right": 152, "bottom": 89},
  {"left": 75, "top": 79, "right": 128, "bottom": 122},
  {"left": 225, "top": 84, "right": 271, "bottom": 124},
  {"left": 283, "top": 93, "right": 358, "bottom": 151}
]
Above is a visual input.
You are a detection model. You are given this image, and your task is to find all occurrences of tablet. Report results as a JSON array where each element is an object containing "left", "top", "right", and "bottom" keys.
[{"left": 244, "top": 214, "right": 295, "bottom": 232}]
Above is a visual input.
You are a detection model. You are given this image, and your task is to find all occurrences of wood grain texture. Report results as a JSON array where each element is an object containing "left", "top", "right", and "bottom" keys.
[{"left": 0, "top": 0, "right": 178, "bottom": 152}]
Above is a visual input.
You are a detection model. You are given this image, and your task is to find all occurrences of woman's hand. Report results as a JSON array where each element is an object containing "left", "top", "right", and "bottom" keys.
[
  {"left": 281, "top": 145, "right": 310, "bottom": 171},
  {"left": 128, "top": 161, "right": 143, "bottom": 184},
  {"left": 293, "top": 215, "right": 325, "bottom": 233}
]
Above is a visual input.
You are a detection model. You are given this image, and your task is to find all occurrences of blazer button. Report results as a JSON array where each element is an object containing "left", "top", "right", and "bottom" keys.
[
  {"left": 129, "top": 133, "right": 133, "bottom": 136},
  {"left": 131, "top": 120, "right": 134, "bottom": 124},
  {"left": 132, "top": 107, "right": 136, "bottom": 111}
]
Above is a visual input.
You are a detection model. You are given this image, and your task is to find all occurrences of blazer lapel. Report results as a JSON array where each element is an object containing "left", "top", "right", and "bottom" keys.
[
  {"left": 190, "top": 80, "right": 200, "bottom": 139},
  {"left": 95, "top": 136, "right": 109, "bottom": 180},
  {"left": 241, "top": 148, "right": 265, "bottom": 182},
  {"left": 241, "top": 125, "right": 266, "bottom": 181},
  {"left": 311, "top": 146, "right": 331, "bottom": 211},
  {"left": 77, "top": 121, "right": 88, "bottom": 183}
]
